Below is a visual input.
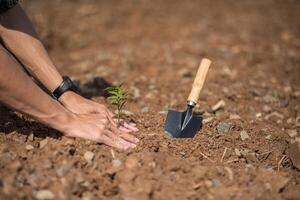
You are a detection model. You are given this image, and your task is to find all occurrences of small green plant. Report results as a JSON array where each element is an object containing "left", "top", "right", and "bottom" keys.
[{"left": 105, "top": 85, "right": 129, "bottom": 125}]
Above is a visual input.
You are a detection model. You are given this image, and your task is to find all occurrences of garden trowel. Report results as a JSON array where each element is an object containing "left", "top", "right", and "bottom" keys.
[{"left": 164, "top": 58, "right": 212, "bottom": 138}]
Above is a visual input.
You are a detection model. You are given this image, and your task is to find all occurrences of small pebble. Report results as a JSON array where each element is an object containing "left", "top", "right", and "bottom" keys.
[
  {"left": 28, "top": 133, "right": 34, "bottom": 142},
  {"left": 141, "top": 107, "right": 149, "bottom": 113},
  {"left": 35, "top": 190, "right": 55, "bottom": 200},
  {"left": 262, "top": 105, "right": 272, "bottom": 113},
  {"left": 212, "top": 179, "right": 221, "bottom": 187},
  {"left": 84, "top": 151, "right": 95, "bottom": 162},
  {"left": 265, "top": 135, "right": 272, "bottom": 140},
  {"left": 217, "top": 122, "right": 231, "bottom": 134},
  {"left": 256, "top": 113, "right": 262, "bottom": 118},
  {"left": 26, "top": 144, "right": 34, "bottom": 150},
  {"left": 235, "top": 148, "right": 241, "bottom": 157},
  {"left": 240, "top": 130, "right": 250, "bottom": 141},
  {"left": 112, "top": 159, "right": 122, "bottom": 167},
  {"left": 229, "top": 114, "right": 241, "bottom": 120},
  {"left": 203, "top": 117, "right": 214, "bottom": 124},
  {"left": 39, "top": 139, "right": 48, "bottom": 149},
  {"left": 287, "top": 129, "right": 297, "bottom": 138}
]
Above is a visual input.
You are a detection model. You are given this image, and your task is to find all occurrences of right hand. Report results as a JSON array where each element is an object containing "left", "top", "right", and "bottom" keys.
[{"left": 62, "top": 112, "right": 139, "bottom": 151}]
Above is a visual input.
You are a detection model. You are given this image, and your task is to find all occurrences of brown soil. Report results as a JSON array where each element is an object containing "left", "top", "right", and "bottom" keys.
[{"left": 1, "top": 0, "right": 300, "bottom": 199}]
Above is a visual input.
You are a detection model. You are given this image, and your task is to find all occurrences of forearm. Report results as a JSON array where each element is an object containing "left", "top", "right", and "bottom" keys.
[
  {"left": 0, "top": 5, "right": 63, "bottom": 92},
  {"left": 0, "top": 45, "right": 70, "bottom": 132}
]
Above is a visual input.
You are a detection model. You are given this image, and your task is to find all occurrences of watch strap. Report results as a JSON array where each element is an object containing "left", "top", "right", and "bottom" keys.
[{"left": 52, "top": 76, "right": 77, "bottom": 99}]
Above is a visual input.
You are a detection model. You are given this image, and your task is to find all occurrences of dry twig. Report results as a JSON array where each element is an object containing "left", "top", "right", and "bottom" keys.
[
  {"left": 277, "top": 155, "right": 286, "bottom": 171},
  {"left": 199, "top": 151, "right": 214, "bottom": 163},
  {"left": 220, "top": 147, "right": 228, "bottom": 163}
]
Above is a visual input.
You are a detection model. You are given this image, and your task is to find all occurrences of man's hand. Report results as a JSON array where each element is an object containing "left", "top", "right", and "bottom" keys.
[
  {"left": 62, "top": 112, "right": 139, "bottom": 151},
  {"left": 59, "top": 91, "right": 139, "bottom": 133}
]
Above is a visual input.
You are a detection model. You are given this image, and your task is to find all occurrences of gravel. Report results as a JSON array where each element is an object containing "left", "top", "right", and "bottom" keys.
[{"left": 217, "top": 122, "right": 231, "bottom": 134}]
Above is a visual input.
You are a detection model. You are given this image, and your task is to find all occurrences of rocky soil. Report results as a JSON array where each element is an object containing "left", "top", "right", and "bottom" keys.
[{"left": 1, "top": 0, "right": 300, "bottom": 199}]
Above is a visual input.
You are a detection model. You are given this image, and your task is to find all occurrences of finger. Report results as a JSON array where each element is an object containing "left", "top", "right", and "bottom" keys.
[
  {"left": 106, "top": 109, "right": 114, "bottom": 118},
  {"left": 118, "top": 126, "right": 132, "bottom": 133},
  {"left": 97, "top": 134, "right": 129, "bottom": 151},
  {"left": 119, "top": 132, "right": 139, "bottom": 144},
  {"left": 104, "top": 130, "right": 137, "bottom": 150},
  {"left": 109, "top": 124, "right": 139, "bottom": 144},
  {"left": 107, "top": 113, "right": 117, "bottom": 127},
  {"left": 123, "top": 122, "right": 139, "bottom": 131}
]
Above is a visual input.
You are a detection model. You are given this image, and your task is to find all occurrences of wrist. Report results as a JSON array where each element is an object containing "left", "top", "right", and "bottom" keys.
[
  {"left": 58, "top": 91, "right": 78, "bottom": 106},
  {"left": 41, "top": 105, "right": 75, "bottom": 134}
]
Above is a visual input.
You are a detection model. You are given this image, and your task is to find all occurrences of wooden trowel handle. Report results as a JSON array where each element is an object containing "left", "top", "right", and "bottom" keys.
[{"left": 187, "top": 58, "right": 212, "bottom": 104}]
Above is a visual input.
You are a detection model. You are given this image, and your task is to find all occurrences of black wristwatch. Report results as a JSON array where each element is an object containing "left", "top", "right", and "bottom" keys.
[{"left": 52, "top": 76, "right": 77, "bottom": 99}]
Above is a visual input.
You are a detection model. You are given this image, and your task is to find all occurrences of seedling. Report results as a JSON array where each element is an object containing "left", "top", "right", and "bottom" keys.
[{"left": 105, "top": 85, "right": 129, "bottom": 126}]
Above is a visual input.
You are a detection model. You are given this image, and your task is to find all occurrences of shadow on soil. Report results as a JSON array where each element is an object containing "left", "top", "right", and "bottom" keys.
[
  {"left": 0, "top": 105, "right": 62, "bottom": 139},
  {"left": 75, "top": 77, "right": 113, "bottom": 99}
]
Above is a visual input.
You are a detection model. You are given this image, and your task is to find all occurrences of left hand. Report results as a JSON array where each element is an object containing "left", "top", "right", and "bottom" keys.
[{"left": 58, "top": 91, "right": 139, "bottom": 133}]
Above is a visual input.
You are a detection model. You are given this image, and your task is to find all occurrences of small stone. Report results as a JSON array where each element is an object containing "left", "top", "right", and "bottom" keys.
[
  {"left": 112, "top": 159, "right": 122, "bottom": 167},
  {"left": 39, "top": 139, "right": 48, "bottom": 149},
  {"left": 28, "top": 133, "right": 34, "bottom": 142},
  {"left": 82, "top": 192, "right": 93, "bottom": 200},
  {"left": 132, "top": 87, "right": 140, "bottom": 99},
  {"left": 288, "top": 140, "right": 300, "bottom": 170},
  {"left": 256, "top": 113, "right": 262, "bottom": 118},
  {"left": 81, "top": 181, "right": 90, "bottom": 188},
  {"left": 212, "top": 100, "right": 226, "bottom": 112},
  {"left": 287, "top": 129, "right": 297, "bottom": 138},
  {"left": 148, "top": 84, "right": 156, "bottom": 90},
  {"left": 286, "top": 118, "right": 294, "bottom": 124},
  {"left": 204, "top": 180, "right": 213, "bottom": 188},
  {"left": 265, "top": 135, "right": 272, "bottom": 140},
  {"left": 141, "top": 107, "right": 149, "bottom": 113},
  {"left": 26, "top": 144, "right": 34, "bottom": 150},
  {"left": 217, "top": 122, "right": 231, "bottom": 134},
  {"left": 240, "top": 130, "right": 250, "bottom": 141},
  {"left": 262, "top": 105, "right": 272, "bottom": 113},
  {"left": 229, "top": 114, "right": 241, "bottom": 120},
  {"left": 203, "top": 117, "right": 214, "bottom": 124},
  {"left": 212, "top": 179, "right": 221, "bottom": 187},
  {"left": 293, "top": 90, "right": 300, "bottom": 98},
  {"left": 35, "top": 190, "right": 55, "bottom": 200},
  {"left": 84, "top": 151, "right": 94, "bottom": 162},
  {"left": 235, "top": 148, "right": 241, "bottom": 157}
]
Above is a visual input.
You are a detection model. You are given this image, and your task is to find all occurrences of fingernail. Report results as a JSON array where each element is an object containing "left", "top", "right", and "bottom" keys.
[
  {"left": 135, "top": 138, "right": 139, "bottom": 143},
  {"left": 131, "top": 144, "right": 137, "bottom": 148}
]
